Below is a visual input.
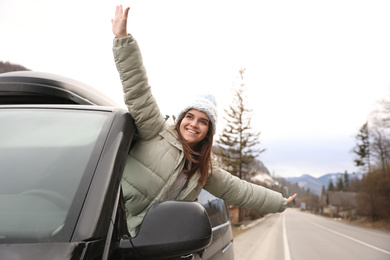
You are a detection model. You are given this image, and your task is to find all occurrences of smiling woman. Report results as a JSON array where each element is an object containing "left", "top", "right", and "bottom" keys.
[{"left": 111, "top": 5, "right": 296, "bottom": 238}]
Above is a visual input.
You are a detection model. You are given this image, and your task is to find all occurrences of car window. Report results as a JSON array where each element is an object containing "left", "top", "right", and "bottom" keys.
[
  {"left": 0, "top": 108, "right": 110, "bottom": 242},
  {"left": 197, "top": 189, "right": 229, "bottom": 228}
]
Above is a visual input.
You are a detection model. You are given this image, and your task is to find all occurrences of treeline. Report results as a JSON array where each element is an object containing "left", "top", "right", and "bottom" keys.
[
  {"left": 325, "top": 172, "right": 362, "bottom": 193},
  {"left": 0, "top": 61, "right": 30, "bottom": 73},
  {"left": 352, "top": 91, "right": 390, "bottom": 221}
]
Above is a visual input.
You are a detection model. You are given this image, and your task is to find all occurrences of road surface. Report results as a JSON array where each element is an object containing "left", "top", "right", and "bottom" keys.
[{"left": 233, "top": 208, "right": 390, "bottom": 260}]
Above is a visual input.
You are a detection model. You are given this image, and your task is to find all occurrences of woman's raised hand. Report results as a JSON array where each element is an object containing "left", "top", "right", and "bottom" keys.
[
  {"left": 111, "top": 5, "right": 130, "bottom": 39},
  {"left": 286, "top": 193, "right": 298, "bottom": 204}
]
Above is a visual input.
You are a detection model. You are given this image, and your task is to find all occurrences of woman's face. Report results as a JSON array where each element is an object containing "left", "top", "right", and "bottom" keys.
[{"left": 179, "top": 109, "right": 210, "bottom": 147}]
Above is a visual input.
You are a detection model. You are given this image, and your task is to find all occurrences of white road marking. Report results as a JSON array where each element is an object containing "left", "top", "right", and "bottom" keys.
[
  {"left": 305, "top": 218, "right": 390, "bottom": 256},
  {"left": 283, "top": 213, "right": 292, "bottom": 260}
]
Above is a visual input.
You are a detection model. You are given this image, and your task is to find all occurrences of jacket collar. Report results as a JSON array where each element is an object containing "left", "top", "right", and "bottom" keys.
[{"left": 160, "top": 124, "right": 183, "bottom": 151}]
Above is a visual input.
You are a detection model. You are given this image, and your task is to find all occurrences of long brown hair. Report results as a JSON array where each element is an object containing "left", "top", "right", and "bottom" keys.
[{"left": 175, "top": 112, "right": 214, "bottom": 185}]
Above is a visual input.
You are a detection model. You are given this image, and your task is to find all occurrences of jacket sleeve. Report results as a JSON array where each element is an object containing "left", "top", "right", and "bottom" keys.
[
  {"left": 113, "top": 35, "right": 166, "bottom": 141},
  {"left": 203, "top": 159, "right": 287, "bottom": 213}
]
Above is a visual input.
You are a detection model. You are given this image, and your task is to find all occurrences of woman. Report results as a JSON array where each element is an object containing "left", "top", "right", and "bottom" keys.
[{"left": 112, "top": 5, "right": 297, "bottom": 237}]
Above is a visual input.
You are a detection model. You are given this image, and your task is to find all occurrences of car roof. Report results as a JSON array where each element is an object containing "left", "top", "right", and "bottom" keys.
[{"left": 0, "top": 71, "right": 119, "bottom": 107}]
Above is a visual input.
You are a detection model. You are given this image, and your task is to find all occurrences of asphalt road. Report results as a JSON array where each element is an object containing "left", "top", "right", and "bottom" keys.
[{"left": 233, "top": 208, "right": 390, "bottom": 260}]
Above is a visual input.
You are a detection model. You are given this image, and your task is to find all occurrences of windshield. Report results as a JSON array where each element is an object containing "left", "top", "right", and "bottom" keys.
[{"left": 0, "top": 108, "right": 110, "bottom": 242}]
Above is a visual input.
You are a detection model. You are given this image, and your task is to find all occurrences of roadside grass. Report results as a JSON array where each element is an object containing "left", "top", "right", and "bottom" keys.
[
  {"left": 231, "top": 216, "right": 269, "bottom": 237},
  {"left": 341, "top": 217, "right": 390, "bottom": 232},
  {"left": 232, "top": 225, "right": 250, "bottom": 237}
]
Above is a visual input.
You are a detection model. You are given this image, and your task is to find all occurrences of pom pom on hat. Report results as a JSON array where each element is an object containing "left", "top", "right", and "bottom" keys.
[{"left": 177, "top": 93, "right": 218, "bottom": 134}]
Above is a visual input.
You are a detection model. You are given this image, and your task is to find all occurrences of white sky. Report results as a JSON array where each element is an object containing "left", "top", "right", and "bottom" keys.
[{"left": 1, "top": 0, "right": 390, "bottom": 178}]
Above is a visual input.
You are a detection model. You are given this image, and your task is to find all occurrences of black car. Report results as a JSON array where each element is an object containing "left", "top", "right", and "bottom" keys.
[{"left": 0, "top": 71, "right": 234, "bottom": 260}]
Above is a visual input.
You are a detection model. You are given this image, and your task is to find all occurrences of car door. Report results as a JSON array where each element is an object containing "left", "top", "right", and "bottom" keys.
[{"left": 195, "top": 189, "right": 234, "bottom": 260}]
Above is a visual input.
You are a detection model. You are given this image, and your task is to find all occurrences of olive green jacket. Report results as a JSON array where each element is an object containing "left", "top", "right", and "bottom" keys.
[{"left": 113, "top": 35, "right": 287, "bottom": 236}]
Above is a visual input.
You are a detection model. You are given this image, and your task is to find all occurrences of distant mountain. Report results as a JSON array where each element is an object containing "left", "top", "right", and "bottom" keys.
[
  {"left": 251, "top": 170, "right": 276, "bottom": 188},
  {"left": 250, "top": 160, "right": 270, "bottom": 175},
  {"left": 286, "top": 174, "right": 323, "bottom": 195},
  {"left": 212, "top": 144, "right": 279, "bottom": 187},
  {"left": 286, "top": 173, "right": 364, "bottom": 196},
  {"left": 0, "top": 61, "right": 30, "bottom": 73}
]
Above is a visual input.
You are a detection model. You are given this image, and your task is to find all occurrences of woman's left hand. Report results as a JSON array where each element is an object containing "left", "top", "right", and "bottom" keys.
[{"left": 286, "top": 193, "right": 297, "bottom": 204}]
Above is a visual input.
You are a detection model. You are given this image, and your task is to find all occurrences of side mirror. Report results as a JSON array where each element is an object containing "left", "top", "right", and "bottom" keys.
[{"left": 119, "top": 201, "right": 212, "bottom": 259}]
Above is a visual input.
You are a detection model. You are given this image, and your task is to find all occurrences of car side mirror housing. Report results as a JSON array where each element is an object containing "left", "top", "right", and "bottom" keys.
[{"left": 119, "top": 200, "right": 212, "bottom": 259}]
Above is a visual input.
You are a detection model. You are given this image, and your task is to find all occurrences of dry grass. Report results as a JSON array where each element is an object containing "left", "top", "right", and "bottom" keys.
[
  {"left": 232, "top": 227, "right": 249, "bottom": 237},
  {"left": 343, "top": 217, "right": 390, "bottom": 232},
  {"left": 231, "top": 218, "right": 266, "bottom": 237}
]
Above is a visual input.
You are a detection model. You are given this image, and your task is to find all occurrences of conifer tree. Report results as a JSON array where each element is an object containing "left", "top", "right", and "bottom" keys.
[
  {"left": 343, "top": 171, "right": 349, "bottom": 191},
  {"left": 215, "top": 68, "right": 264, "bottom": 181},
  {"left": 353, "top": 122, "right": 371, "bottom": 173},
  {"left": 214, "top": 68, "right": 265, "bottom": 223},
  {"left": 327, "top": 180, "right": 334, "bottom": 191},
  {"left": 336, "top": 175, "right": 344, "bottom": 191}
]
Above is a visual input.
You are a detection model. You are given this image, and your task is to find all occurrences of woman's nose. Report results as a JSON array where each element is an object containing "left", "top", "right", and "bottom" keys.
[{"left": 190, "top": 120, "right": 198, "bottom": 128}]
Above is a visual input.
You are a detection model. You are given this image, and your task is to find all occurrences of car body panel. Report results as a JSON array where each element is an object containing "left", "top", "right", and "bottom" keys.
[
  {"left": 0, "top": 241, "right": 101, "bottom": 260},
  {"left": 196, "top": 190, "right": 234, "bottom": 260},
  {"left": 0, "top": 71, "right": 118, "bottom": 106}
]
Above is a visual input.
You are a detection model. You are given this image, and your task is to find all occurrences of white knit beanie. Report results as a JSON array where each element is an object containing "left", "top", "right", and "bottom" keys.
[{"left": 177, "top": 94, "right": 218, "bottom": 134}]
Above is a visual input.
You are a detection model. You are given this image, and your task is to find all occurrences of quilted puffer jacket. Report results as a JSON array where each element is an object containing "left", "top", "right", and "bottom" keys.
[{"left": 113, "top": 35, "right": 287, "bottom": 236}]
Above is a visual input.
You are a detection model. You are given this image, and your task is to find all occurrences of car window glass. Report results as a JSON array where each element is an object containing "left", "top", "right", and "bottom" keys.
[
  {"left": 0, "top": 109, "right": 109, "bottom": 242},
  {"left": 1, "top": 110, "right": 105, "bottom": 147},
  {"left": 197, "top": 189, "right": 229, "bottom": 228}
]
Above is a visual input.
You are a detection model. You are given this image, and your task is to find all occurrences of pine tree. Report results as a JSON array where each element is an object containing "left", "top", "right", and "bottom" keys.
[
  {"left": 215, "top": 68, "right": 265, "bottom": 181},
  {"left": 214, "top": 68, "right": 265, "bottom": 223},
  {"left": 343, "top": 171, "right": 349, "bottom": 191},
  {"left": 327, "top": 180, "right": 334, "bottom": 191},
  {"left": 336, "top": 175, "right": 344, "bottom": 191},
  {"left": 353, "top": 122, "right": 371, "bottom": 173}
]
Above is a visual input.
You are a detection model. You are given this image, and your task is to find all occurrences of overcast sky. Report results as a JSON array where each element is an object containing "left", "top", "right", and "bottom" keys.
[{"left": 1, "top": 0, "right": 389, "bottom": 178}]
